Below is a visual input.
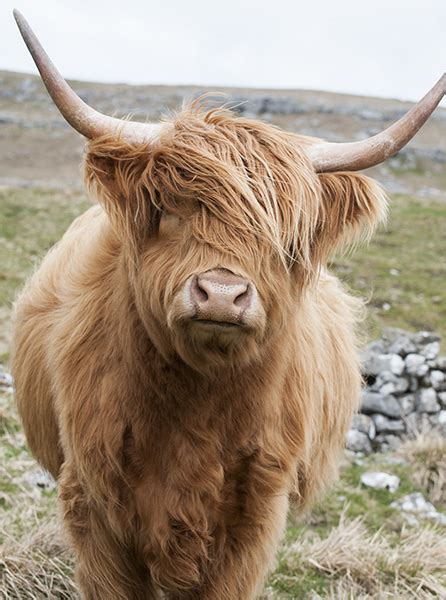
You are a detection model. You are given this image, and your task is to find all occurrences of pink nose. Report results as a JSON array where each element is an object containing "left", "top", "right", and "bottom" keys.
[{"left": 190, "top": 269, "right": 252, "bottom": 324}]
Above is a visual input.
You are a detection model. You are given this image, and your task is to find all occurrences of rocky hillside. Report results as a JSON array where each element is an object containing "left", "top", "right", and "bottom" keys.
[{"left": 1, "top": 69, "right": 446, "bottom": 197}]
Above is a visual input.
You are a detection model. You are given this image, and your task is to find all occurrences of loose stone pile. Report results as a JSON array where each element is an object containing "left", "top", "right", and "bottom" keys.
[{"left": 347, "top": 329, "right": 446, "bottom": 453}]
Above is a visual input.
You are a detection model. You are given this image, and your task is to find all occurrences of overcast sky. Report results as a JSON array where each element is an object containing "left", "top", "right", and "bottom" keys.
[{"left": 1, "top": 0, "right": 445, "bottom": 104}]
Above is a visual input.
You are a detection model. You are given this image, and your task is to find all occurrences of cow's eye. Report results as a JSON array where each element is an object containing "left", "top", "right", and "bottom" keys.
[{"left": 158, "top": 211, "right": 183, "bottom": 237}]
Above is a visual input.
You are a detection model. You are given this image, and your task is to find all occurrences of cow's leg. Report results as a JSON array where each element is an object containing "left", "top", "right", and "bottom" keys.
[
  {"left": 59, "top": 464, "right": 158, "bottom": 600},
  {"left": 166, "top": 493, "right": 288, "bottom": 600},
  {"left": 206, "top": 501, "right": 288, "bottom": 598}
]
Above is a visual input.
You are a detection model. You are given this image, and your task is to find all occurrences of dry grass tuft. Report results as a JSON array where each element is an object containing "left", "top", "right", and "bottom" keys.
[
  {"left": 0, "top": 521, "right": 75, "bottom": 599},
  {"left": 399, "top": 433, "right": 446, "bottom": 507},
  {"left": 287, "top": 514, "right": 384, "bottom": 585},
  {"left": 282, "top": 511, "right": 446, "bottom": 598}
]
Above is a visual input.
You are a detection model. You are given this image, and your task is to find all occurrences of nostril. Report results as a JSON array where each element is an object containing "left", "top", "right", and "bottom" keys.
[
  {"left": 234, "top": 285, "right": 251, "bottom": 308},
  {"left": 191, "top": 276, "right": 208, "bottom": 303}
]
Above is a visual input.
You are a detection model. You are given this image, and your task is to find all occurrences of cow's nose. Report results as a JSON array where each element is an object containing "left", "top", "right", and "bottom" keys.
[{"left": 190, "top": 269, "right": 252, "bottom": 324}]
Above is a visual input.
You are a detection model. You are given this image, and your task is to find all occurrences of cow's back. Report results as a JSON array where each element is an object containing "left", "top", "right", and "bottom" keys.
[{"left": 11, "top": 204, "right": 108, "bottom": 478}]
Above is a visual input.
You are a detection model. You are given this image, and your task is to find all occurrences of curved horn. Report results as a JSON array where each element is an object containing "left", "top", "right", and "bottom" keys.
[
  {"left": 13, "top": 10, "right": 161, "bottom": 143},
  {"left": 308, "top": 74, "right": 446, "bottom": 172}
]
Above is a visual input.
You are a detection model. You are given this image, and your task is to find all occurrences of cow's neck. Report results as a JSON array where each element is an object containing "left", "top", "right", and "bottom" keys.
[{"left": 145, "top": 333, "right": 283, "bottom": 411}]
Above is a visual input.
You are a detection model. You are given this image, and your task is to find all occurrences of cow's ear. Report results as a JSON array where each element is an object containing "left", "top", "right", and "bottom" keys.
[
  {"left": 314, "top": 172, "right": 388, "bottom": 261},
  {"left": 83, "top": 139, "right": 159, "bottom": 242}
]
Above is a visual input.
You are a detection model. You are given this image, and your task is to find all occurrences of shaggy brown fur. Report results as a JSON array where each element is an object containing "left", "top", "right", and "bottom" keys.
[{"left": 12, "top": 102, "right": 387, "bottom": 599}]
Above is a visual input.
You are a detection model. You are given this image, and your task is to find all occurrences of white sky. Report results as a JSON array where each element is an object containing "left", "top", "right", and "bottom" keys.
[{"left": 1, "top": 0, "right": 445, "bottom": 104}]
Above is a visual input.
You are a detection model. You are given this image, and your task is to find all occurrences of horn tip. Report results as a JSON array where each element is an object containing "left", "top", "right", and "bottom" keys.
[
  {"left": 13, "top": 8, "right": 23, "bottom": 22},
  {"left": 13, "top": 9, "right": 28, "bottom": 33}
]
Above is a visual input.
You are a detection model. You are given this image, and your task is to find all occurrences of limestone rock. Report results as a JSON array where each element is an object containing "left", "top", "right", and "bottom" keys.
[
  {"left": 430, "top": 370, "right": 445, "bottom": 390},
  {"left": 430, "top": 411, "right": 446, "bottom": 434},
  {"left": 371, "top": 371, "right": 409, "bottom": 394},
  {"left": 361, "top": 391, "right": 401, "bottom": 418},
  {"left": 404, "top": 412, "right": 432, "bottom": 436},
  {"left": 420, "top": 341, "right": 440, "bottom": 360},
  {"left": 360, "top": 471, "right": 400, "bottom": 492},
  {"left": 415, "top": 388, "right": 440, "bottom": 413},
  {"left": 0, "top": 369, "right": 13, "bottom": 388},
  {"left": 374, "top": 433, "right": 402, "bottom": 451},
  {"left": 383, "top": 329, "right": 416, "bottom": 356},
  {"left": 391, "top": 492, "right": 446, "bottom": 526},
  {"left": 372, "top": 414, "right": 405, "bottom": 434},
  {"left": 346, "top": 429, "right": 372, "bottom": 453},
  {"left": 405, "top": 354, "right": 427, "bottom": 376},
  {"left": 351, "top": 414, "right": 376, "bottom": 439},
  {"left": 361, "top": 353, "right": 404, "bottom": 377},
  {"left": 399, "top": 393, "right": 416, "bottom": 416},
  {"left": 13, "top": 467, "right": 56, "bottom": 492}
]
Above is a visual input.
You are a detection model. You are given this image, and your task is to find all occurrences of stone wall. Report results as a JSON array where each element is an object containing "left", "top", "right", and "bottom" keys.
[{"left": 347, "top": 329, "right": 446, "bottom": 453}]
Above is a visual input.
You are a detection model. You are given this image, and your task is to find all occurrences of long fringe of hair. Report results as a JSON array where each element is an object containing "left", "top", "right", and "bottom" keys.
[{"left": 84, "top": 98, "right": 387, "bottom": 280}]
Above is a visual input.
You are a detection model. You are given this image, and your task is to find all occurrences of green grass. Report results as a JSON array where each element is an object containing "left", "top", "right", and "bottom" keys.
[
  {"left": 0, "top": 186, "right": 91, "bottom": 361},
  {"left": 269, "top": 564, "right": 328, "bottom": 598},
  {"left": 331, "top": 194, "right": 446, "bottom": 342},
  {"left": 0, "top": 186, "right": 91, "bottom": 304}
]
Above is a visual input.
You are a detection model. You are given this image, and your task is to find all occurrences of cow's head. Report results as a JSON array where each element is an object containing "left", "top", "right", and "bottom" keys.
[
  {"left": 83, "top": 110, "right": 389, "bottom": 372},
  {"left": 15, "top": 10, "right": 446, "bottom": 373}
]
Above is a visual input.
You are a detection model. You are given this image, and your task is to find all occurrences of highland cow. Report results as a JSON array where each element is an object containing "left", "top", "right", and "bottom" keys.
[{"left": 11, "top": 10, "right": 446, "bottom": 600}]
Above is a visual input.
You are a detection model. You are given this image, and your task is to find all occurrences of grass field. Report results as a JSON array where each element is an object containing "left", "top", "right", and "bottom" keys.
[
  {"left": 332, "top": 193, "right": 446, "bottom": 343},
  {"left": 1, "top": 185, "right": 445, "bottom": 598}
]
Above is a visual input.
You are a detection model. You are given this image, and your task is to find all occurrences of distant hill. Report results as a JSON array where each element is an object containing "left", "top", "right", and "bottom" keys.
[{"left": 0, "top": 69, "right": 445, "bottom": 198}]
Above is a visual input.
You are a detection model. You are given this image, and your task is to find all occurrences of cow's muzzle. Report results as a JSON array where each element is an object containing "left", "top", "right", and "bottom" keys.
[{"left": 181, "top": 268, "right": 263, "bottom": 330}]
